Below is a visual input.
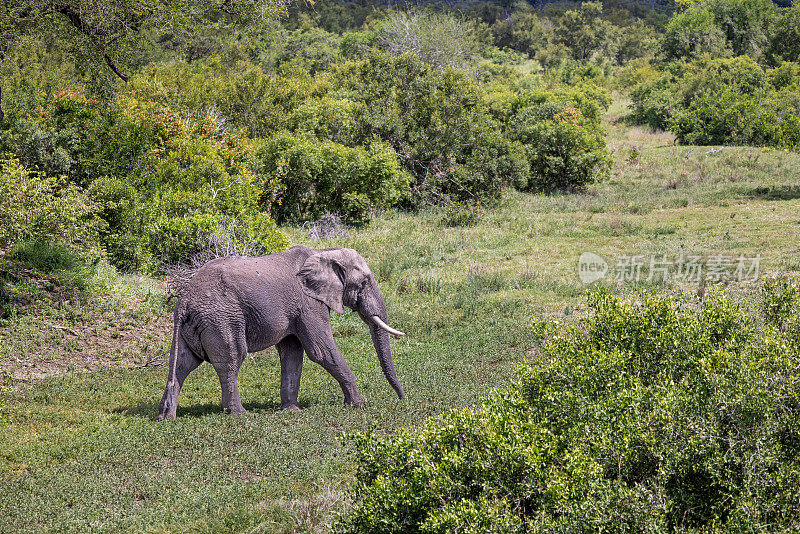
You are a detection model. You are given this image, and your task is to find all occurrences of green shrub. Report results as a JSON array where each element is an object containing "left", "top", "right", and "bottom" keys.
[
  {"left": 663, "top": 7, "right": 731, "bottom": 60},
  {"left": 761, "top": 277, "right": 800, "bottom": 346},
  {"left": 328, "top": 51, "right": 528, "bottom": 206},
  {"left": 490, "top": 12, "right": 549, "bottom": 59},
  {"left": 100, "top": 95, "right": 188, "bottom": 179},
  {"left": 15, "top": 91, "right": 104, "bottom": 187},
  {"left": 275, "top": 27, "right": 342, "bottom": 74},
  {"left": 554, "top": 1, "right": 614, "bottom": 62},
  {"left": 87, "top": 176, "right": 143, "bottom": 272},
  {"left": 629, "top": 68, "right": 681, "bottom": 131},
  {"left": 0, "top": 158, "right": 101, "bottom": 251},
  {"left": 662, "top": 0, "right": 775, "bottom": 61},
  {"left": 255, "top": 132, "right": 411, "bottom": 225},
  {"left": 337, "top": 285, "right": 800, "bottom": 532},
  {"left": 287, "top": 96, "right": 363, "bottom": 146},
  {"left": 65, "top": 93, "right": 288, "bottom": 271},
  {"left": 125, "top": 57, "right": 322, "bottom": 137},
  {"left": 630, "top": 57, "right": 800, "bottom": 147},
  {"left": 515, "top": 115, "right": 611, "bottom": 192},
  {"left": 505, "top": 89, "right": 612, "bottom": 192},
  {"left": 765, "top": 2, "right": 800, "bottom": 64}
]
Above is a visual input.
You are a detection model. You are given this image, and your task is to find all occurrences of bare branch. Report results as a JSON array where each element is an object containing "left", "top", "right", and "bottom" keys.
[
  {"left": 55, "top": 3, "right": 109, "bottom": 37},
  {"left": 103, "top": 53, "right": 129, "bottom": 81}
]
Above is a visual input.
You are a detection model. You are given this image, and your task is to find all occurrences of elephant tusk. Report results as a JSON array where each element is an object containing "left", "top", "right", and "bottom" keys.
[{"left": 371, "top": 316, "right": 405, "bottom": 338}]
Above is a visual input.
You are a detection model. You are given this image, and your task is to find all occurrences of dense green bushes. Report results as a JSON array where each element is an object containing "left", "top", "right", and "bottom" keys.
[
  {"left": 631, "top": 56, "right": 800, "bottom": 147},
  {"left": 119, "top": 49, "right": 613, "bottom": 213},
  {"left": 627, "top": 0, "right": 800, "bottom": 147},
  {"left": 501, "top": 87, "right": 612, "bottom": 191},
  {"left": 662, "top": 0, "right": 775, "bottom": 61},
  {"left": 0, "top": 158, "right": 100, "bottom": 251},
  {"left": 0, "top": 2, "right": 626, "bottom": 277},
  {"left": 255, "top": 132, "right": 410, "bottom": 225},
  {"left": 338, "top": 283, "right": 800, "bottom": 532},
  {"left": 1, "top": 90, "right": 288, "bottom": 272},
  {"left": 327, "top": 52, "right": 521, "bottom": 205},
  {"left": 326, "top": 52, "right": 610, "bottom": 201}
]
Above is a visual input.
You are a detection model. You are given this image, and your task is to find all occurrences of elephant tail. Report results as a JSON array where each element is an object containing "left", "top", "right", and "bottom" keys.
[{"left": 157, "top": 310, "right": 196, "bottom": 420}]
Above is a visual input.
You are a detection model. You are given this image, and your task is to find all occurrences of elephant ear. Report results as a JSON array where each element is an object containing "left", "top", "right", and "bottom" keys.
[
  {"left": 298, "top": 249, "right": 373, "bottom": 314},
  {"left": 298, "top": 250, "right": 347, "bottom": 313}
]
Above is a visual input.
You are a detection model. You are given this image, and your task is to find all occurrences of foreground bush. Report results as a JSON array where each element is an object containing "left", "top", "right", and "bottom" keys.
[{"left": 338, "top": 283, "right": 800, "bottom": 532}]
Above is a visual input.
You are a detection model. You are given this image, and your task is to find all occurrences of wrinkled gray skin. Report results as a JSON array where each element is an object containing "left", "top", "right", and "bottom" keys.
[{"left": 157, "top": 246, "right": 405, "bottom": 420}]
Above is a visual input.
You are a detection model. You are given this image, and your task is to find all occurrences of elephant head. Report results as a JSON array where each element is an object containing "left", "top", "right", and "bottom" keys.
[{"left": 298, "top": 248, "right": 406, "bottom": 399}]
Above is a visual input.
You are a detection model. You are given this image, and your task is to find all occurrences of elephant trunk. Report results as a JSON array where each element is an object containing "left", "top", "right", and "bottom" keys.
[
  {"left": 369, "top": 321, "right": 405, "bottom": 399},
  {"left": 360, "top": 277, "right": 405, "bottom": 400}
]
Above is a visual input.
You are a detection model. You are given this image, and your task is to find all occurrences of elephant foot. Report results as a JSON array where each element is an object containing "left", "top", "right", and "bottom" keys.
[
  {"left": 346, "top": 396, "right": 367, "bottom": 408},
  {"left": 223, "top": 406, "right": 249, "bottom": 416},
  {"left": 281, "top": 404, "right": 302, "bottom": 413}
]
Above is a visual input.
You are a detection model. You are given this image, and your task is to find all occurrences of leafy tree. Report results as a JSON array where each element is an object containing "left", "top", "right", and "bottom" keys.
[
  {"left": 555, "top": 2, "right": 613, "bottom": 61},
  {"left": 504, "top": 88, "right": 612, "bottom": 192},
  {"left": 275, "top": 26, "right": 342, "bottom": 74},
  {"left": 490, "top": 12, "right": 550, "bottom": 59},
  {"left": 766, "top": 1, "right": 800, "bottom": 64},
  {"left": 0, "top": 0, "right": 290, "bottom": 118},
  {"left": 662, "top": 0, "right": 776, "bottom": 60},
  {"left": 613, "top": 19, "right": 659, "bottom": 63},
  {"left": 662, "top": 6, "right": 730, "bottom": 59},
  {"left": 329, "top": 51, "right": 528, "bottom": 206},
  {"left": 254, "top": 132, "right": 411, "bottom": 225}
]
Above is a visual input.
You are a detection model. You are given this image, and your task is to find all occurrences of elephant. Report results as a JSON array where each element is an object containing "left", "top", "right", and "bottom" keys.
[{"left": 156, "top": 245, "right": 405, "bottom": 420}]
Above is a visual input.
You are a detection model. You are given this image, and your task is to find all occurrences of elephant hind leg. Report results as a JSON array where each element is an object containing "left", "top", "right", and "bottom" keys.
[
  {"left": 204, "top": 327, "right": 249, "bottom": 415},
  {"left": 277, "top": 335, "right": 304, "bottom": 411},
  {"left": 157, "top": 328, "right": 203, "bottom": 421}
]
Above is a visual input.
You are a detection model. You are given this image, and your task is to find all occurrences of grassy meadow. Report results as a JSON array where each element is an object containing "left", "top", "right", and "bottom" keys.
[{"left": 1, "top": 106, "right": 800, "bottom": 532}]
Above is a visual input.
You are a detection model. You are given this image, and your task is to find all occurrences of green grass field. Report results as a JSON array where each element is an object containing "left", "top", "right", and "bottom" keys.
[{"left": 2, "top": 106, "right": 800, "bottom": 532}]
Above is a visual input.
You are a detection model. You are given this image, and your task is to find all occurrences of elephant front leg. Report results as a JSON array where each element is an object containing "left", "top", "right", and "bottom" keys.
[
  {"left": 299, "top": 332, "right": 365, "bottom": 407},
  {"left": 277, "top": 336, "right": 304, "bottom": 411}
]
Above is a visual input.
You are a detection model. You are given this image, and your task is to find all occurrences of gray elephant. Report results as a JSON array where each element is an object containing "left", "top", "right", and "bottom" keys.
[{"left": 157, "top": 245, "right": 405, "bottom": 420}]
